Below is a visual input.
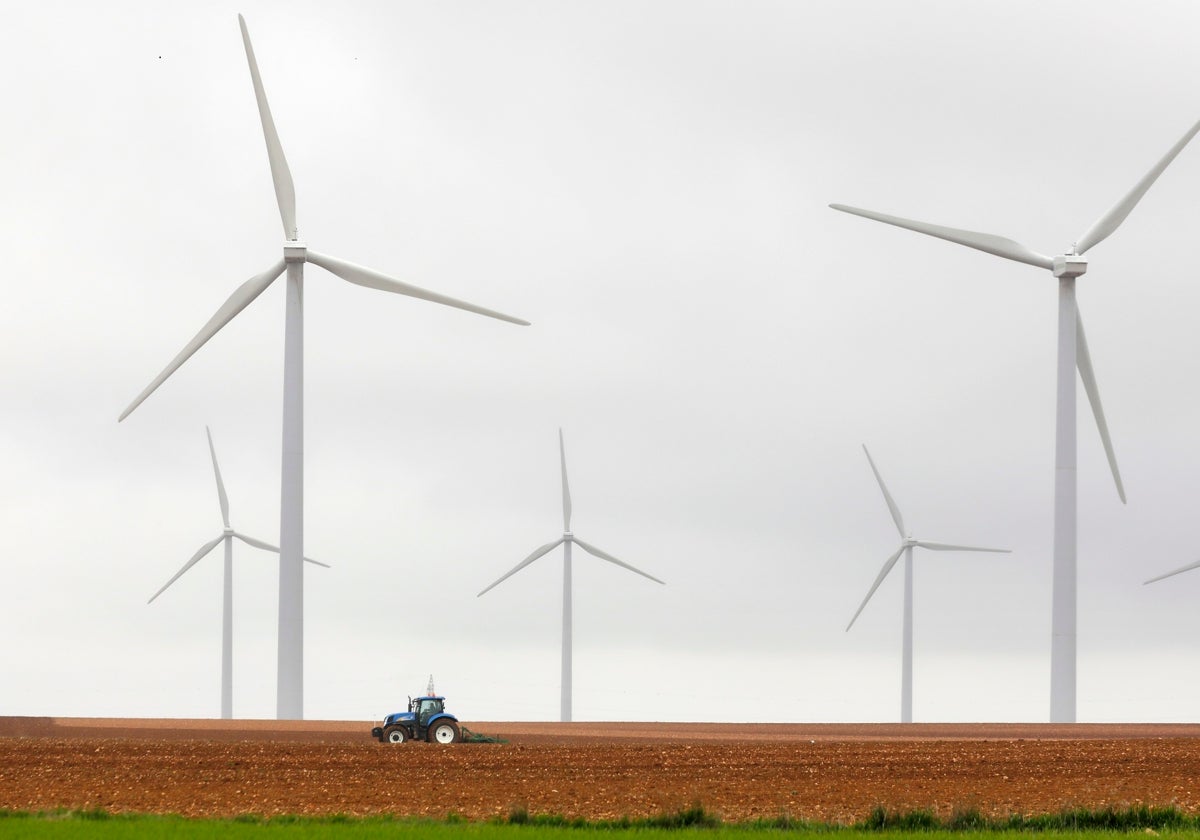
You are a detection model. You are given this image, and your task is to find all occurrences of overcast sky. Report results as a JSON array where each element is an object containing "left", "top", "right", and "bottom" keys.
[{"left": 4, "top": 0, "right": 1200, "bottom": 723}]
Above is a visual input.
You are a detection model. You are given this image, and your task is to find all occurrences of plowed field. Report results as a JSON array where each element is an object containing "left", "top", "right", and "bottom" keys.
[{"left": 1, "top": 718, "right": 1198, "bottom": 822}]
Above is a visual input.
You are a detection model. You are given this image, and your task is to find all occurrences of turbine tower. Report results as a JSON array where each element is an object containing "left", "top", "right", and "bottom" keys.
[
  {"left": 847, "top": 445, "right": 1009, "bottom": 723},
  {"left": 121, "top": 15, "right": 528, "bottom": 719},
  {"left": 477, "top": 430, "right": 664, "bottom": 721},
  {"left": 831, "top": 113, "right": 1200, "bottom": 722},
  {"left": 148, "top": 427, "right": 329, "bottom": 719}
]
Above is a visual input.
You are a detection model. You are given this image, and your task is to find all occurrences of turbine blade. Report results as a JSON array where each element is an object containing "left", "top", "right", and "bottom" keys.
[
  {"left": 306, "top": 250, "right": 530, "bottom": 326},
  {"left": 862, "top": 445, "right": 905, "bottom": 538},
  {"left": 206, "top": 427, "right": 230, "bottom": 529},
  {"left": 233, "top": 531, "right": 277, "bottom": 553},
  {"left": 119, "top": 260, "right": 286, "bottom": 421},
  {"left": 1076, "top": 308, "right": 1126, "bottom": 503},
  {"left": 147, "top": 535, "right": 224, "bottom": 604},
  {"left": 914, "top": 541, "right": 1010, "bottom": 553},
  {"left": 559, "top": 428, "right": 572, "bottom": 532},
  {"left": 830, "top": 204, "right": 1054, "bottom": 270},
  {"left": 232, "top": 532, "right": 331, "bottom": 568},
  {"left": 1145, "top": 559, "right": 1200, "bottom": 585},
  {"left": 1075, "top": 115, "right": 1200, "bottom": 255},
  {"left": 238, "top": 14, "right": 297, "bottom": 240},
  {"left": 573, "top": 538, "right": 665, "bottom": 585},
  {"left": 846, "top": 545, "right": 906, "bottom": 631},
  {"left": 477, "top": 538, "right": 565, "bottom": 597}
]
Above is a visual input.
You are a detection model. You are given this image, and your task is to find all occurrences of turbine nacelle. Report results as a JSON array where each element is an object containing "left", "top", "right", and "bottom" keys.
[
  {"left": 1053, "top": 254, "right": 1088, "bottom": 279},
  {"left": 284, "top": 242, "right": 307, "bottom": 262}
]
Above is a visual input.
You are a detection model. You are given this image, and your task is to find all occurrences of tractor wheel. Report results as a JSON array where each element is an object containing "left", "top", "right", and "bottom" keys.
[
  {"left": 428, "top": 720, "right": 461, "bottom": 744},
  {"left": 384, "top": 725, "right": 407, "bottom": 744}
]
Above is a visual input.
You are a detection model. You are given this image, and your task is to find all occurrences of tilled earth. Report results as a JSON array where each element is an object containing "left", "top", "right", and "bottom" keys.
[{"left": 1, "top": 719, "right": 1199, "bottom": 822}]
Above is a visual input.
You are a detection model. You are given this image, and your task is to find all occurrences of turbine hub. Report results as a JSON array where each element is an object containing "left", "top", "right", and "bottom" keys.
[
  {"left": 564, "top": 531, "right": 574, "bottom": 540},
  {"left": 284, "top": 242, "right": 308, "bottom": 263},
  {"left": 1052, "top": 254, "right": 1087, "bottom": 278},
  {"left": 223, "top": 528, "right": 235, "bottom": 537}
]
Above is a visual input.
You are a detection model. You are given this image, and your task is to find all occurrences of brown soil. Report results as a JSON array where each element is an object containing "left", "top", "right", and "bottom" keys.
[{"left": 1, "top": 718, "right": 1198, "bottom": 822}]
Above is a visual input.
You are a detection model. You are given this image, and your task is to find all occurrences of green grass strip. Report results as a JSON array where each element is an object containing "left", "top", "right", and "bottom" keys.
[
  {"left": 855, "top": 804, "right": 1197, "bottom": 832},
  {"left": 2, "top": 805, "right": 1200, "bottom": 836}
]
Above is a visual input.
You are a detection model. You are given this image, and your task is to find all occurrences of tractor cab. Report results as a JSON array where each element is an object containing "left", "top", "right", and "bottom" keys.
[{"left": 413, "top": 695, "right": 444, "bottom": 725}]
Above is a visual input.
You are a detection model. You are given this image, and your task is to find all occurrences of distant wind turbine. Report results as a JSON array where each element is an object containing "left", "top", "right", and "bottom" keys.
[
  {"left": 832, "top": 113, "right": 1200, "bottom": 722},
  {"left": 477, "top": 430, "right": 664, "bottom": 722},
  {"left": 148, "top": 427, "right": 329, "bottom": 719},
  {"left": 120, "top": 15, "right": 527, "bottom": 719},
  {"left": 847, "top": 445, "right": 1009, "bottom": 723}
]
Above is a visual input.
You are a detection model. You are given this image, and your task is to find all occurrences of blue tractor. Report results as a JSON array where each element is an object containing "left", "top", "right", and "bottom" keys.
[{"left": 372, "top": 693, "right": 461, "bottom": 744}]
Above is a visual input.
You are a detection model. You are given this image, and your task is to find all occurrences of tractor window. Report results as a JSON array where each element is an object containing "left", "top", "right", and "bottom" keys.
[{"left": 418, "top": 698, "right": 442, "bottom": 723}]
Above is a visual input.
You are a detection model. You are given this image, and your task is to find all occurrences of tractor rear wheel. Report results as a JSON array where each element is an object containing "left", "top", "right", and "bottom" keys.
[
  {"left": 428, "top": 720, "right": 460, "bottom": 744},
  {"left": 384, "top": 725, "right": 407, "bottom": 744}
]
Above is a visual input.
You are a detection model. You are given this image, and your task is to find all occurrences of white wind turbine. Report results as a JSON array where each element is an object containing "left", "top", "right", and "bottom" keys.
[
  {"left": 120, "top": 15, "right": 527, "bottom": 719},
  {"left": 148, "top": 427, "right": 329, "bottom": 719},
  {"left": 477, "top": 430, "right": 665, "bottom": 722},
  {"left": 832, "top": 113, "right": 1200, "bottom": 722},
  {"left": 847, "top": 446, "right": 1009, "bottom": 723}
]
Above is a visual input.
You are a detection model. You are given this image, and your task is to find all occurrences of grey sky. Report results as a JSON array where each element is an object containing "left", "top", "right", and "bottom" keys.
[{"left": 3, "top": 0, "right": 1200, "bottom": 722}]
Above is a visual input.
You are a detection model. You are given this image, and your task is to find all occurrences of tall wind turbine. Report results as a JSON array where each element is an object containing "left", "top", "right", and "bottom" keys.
[
  {"left": 148, "top": 427, "right": 329, "bottom": 719},
  {"left": 848, "top": 445, "right": 1009, "bottom": 723},
  {"left": 477, "top": 430, "right": 665, "bottom": 722},
  {"left": 120, "top": 15, "right": 528, "bottom": 719},
  {"left": 831, "top": 114, "right": 1200, "bottom": 722}
]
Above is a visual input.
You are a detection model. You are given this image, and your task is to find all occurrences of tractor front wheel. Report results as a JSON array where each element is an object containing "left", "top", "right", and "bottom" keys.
[
  {"left": 384, "top": 725, "right": 407, "bottom": 744},
  {"left": 428, "top": 720, "right": 461, "bottom": 744}
]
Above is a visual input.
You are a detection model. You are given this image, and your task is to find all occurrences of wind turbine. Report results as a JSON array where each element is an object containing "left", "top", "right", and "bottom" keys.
[
  {"left": 847, "top": 445, "right": 1009, "bottom": 723},
  {"left": 148, "top": 427, "right": 329, "bottom": 719},
  {"left": 831, "top": 113, "right": 1200, "bottom": 722},
  {"left": 119, "top": 15, "right": 527, "bottom": 719},
  {"left": 477, "top": 430, "right": 665, "bottom": 722}
]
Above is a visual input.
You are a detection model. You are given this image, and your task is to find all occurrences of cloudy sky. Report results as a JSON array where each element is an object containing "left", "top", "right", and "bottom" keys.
[{"left": 4, "top": 0, "right": 1200, "bottom": 723}]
